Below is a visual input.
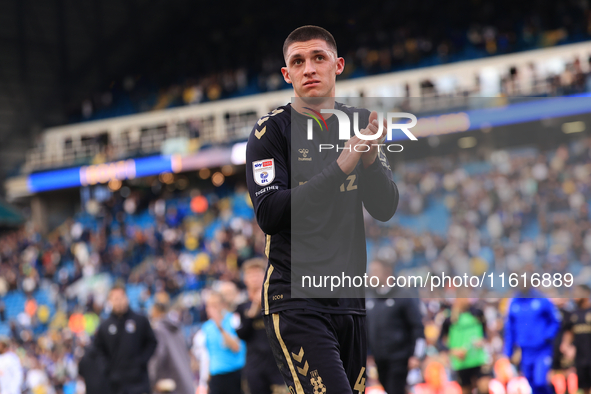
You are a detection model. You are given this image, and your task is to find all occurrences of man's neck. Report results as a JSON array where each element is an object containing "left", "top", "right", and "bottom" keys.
[
  {"left": 113, "top": 308, "right": 129, "bottom": 317},
  {"left": 291, "top": 96, "right": 336, "bottom": 119},
  {"left": 376, "top": 286, "right": 390, "bottom": 295}
]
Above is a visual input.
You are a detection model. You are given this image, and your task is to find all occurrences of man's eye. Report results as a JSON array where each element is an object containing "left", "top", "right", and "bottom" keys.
[
  {"left": 316, "top": 55, "right": 324, "bottom": 61},
  {"left": 293, "top": 59, "right": 302, "bottom": 65}
]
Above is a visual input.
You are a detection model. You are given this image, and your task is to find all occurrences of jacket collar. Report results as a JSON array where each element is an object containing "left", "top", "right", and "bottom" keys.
[{"left": 110, "top": 308, "right": 132, "bottom": 320}]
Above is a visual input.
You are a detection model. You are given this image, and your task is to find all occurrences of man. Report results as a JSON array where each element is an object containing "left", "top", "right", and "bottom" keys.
[
  {"left": 439, "top": 297, "right": 487, "bottom": 394},
  {"left": 245, "top": 25, "right": 399, "bottom": 393},
  {"left": 550, "top": 297, "right": 573, "bottom": 380},
  {"left": 236, "top": 258, "right": 287, "bottom": 394},
  {"left": 0, "top": 336, "right": 23, "bottom": 394},
  {"left": 192, "top": 291, "right": 246, "bottom": 394},
  {"left": 148, "top": 293, "right": 195, "bottom": 394},
  {"left": 94, "top": 283, "right": 158, "bottom": 394},
  {"left": 504, "top": 288, "right": 561, "bottom": 394},
  {"left": 560, "top": 285, "right": 591, "bottom": 394},
  {"left": 366, "top": 260, "right": 425, "bottom": 394},
  {"left": 219, "top": 280, "right": 243, "bottom": 312}
]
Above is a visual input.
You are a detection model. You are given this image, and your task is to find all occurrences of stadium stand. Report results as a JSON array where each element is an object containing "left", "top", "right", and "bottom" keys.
[
  {"left": 3, "top": 126, "right": 591, "bottom": 390},
  {"left": 3, "top": 6, "right": 591, "bottom": 393},
  {"left": 67, "top": 0, "right": 591, "bottom": 123},
  {"left": 11, "top": 40, "right": 591, "bottom": 181}
]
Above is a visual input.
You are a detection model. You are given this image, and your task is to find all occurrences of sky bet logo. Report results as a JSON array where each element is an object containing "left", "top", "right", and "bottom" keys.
[
  {"left": 252, "top": 159, "right": 275, "bottom": 186},
  {"left": 254, "top": 160, "right": 273, "bottom": 168},
  {"left": 305, "top": 109, "right": 418, "bottom": 153}
]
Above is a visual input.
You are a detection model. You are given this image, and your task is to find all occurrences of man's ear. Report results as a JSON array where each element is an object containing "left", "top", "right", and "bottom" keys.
[
  {"left": 336, "top": 57, "right": 345, "bottom": 75},
  {"left": 281, "top": 67, "right": 292, "bottom": 84}
]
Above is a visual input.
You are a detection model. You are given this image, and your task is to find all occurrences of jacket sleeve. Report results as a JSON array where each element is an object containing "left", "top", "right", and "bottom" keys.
[
  {"left": 475, "top": 308, "right": 487, "bottom": 338},
  {"left": 503, "top": 301, "right": 515, "bottom": 358},
  {"left": 359, "top": 147, "right": 399, "bottom": 222},
  {"left": 148, "top": 327, "right": 167, "bottom": 389},
  {"left": 404, "top": 298, "right": 426, "bottom": 358},
  {"left": 438, "top": 317, "right": 451, "bottom": 350},
  {"left": 148, "top": 330, "right": 166, "bottom": 389},
  {"left": 93, "top": 325, "right": 109, "bottom": 363},
  {"left": 246, "top": 118, "right": 348, "bottom": 235},
  {"left": 139, "top": 316, "right": 158, "bottom": 366},
  {"left": 234, "top": 305, "right": 254, "bottom": 341}
]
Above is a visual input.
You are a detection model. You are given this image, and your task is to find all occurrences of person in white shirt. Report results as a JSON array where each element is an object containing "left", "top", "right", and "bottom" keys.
[
  {"left": 192, "top": 329, "right": 210, "bottom": 394},
  {"left": 0, "top": 337, "right": 23, "bottom": 394}
]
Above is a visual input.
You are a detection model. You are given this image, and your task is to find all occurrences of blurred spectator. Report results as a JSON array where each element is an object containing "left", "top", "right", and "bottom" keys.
[
  {"left": 366, "top": 259, "right": 425, "bottom": 394},
  {"left": 68, "top": 308, "right": 85, "bottom": 335},
  {"left": 66, "top": 0, "right": 591, "bottom": 124},
  {"left": 551, "top": 297, "right": 573, "bottom": 372},
  {"left": 94, "top": 283, "right": 158, "bottom": 394},
  {"left": 83, "top": 309, "right": 100, "bottom": 335},
  {"left": 439, "top": 297, "right": 488, "bottom": 394},
  {"left": 560, "top": 285, "right": 591, "bottom": 394},
  {"left": 219, "top": 281, "right": 242, "bottom": 312},
  {"left": 504, "top": 288, "right": 561, "bottom": 394},
  {"left": 0, "top": 337, "right": 23, "bottom": 394},
  {"left": 25, "top": 358, "right": 55, "bottom": 394},
  {"left": 148, "top": 293, "right": 195, "bottom": 394},
  {"left": 235, "top": 258, "right": 286, "bottom": 394},
  {"left": 192, "top": 291, "right": 245, "bottom": 394},
  {"left": 5, "top": 116, "right": 591, "bottom": 392}
]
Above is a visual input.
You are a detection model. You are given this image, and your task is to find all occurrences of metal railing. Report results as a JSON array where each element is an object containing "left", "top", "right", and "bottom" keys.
[{"left": 21, "top": 41, "right": 591, "bottom": 173}]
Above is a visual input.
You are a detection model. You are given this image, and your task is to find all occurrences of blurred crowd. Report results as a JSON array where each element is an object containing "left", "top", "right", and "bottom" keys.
[
  {"left": 69, "top": 0, "right": 591, "bottom": 122},
  {"left": 0, "top": 184, "right": 260, "bottom": 392},
  {"left": 70, "top": 56, "right": 591, "bottom": 175},
  {"left": 6, "top": 0, "right": 591, "bottom": 392},
  {"left": 1, "top": 133, "right": 591, "bottom": 392},
  {"left": 371, "top": 135, "right": 591, "bottom": 295}
]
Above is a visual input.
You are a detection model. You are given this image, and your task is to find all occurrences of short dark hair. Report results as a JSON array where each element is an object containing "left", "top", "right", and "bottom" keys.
[
  {"left": 110, "top": 280, "right": 127, "bottom": 294},
  {"left": 283, "top": 25, "right": 337, "bottom": 59}
]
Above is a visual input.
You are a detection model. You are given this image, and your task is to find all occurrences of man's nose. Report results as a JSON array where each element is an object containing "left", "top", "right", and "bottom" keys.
[{"left": 303, "top": 61, "right": 316, "bottom": 76}]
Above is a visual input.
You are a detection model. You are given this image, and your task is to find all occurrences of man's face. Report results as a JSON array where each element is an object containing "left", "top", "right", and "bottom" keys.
[
  {"left": 206, "top": 295, "right": 223, "bottom": 320},
  {"left": 243, "top": 267, "right": 265, "bottom": 292},
  {"left": 574, "top": 287, "right": 590, "bottom": 305},
  {"left": 281, "top": 39, "right": 344, "bottom": 98},
  {"left": 368, "top": 261, "right": 390, "bottom": 284},
  {"left": 219, "top": 282, "right": 239, "bottom": 308},
  {"left": 453, "top": 297, "right": 470, "bottom": 310},
  {"left": 109, "top": 289, "right": 129, "bottom": 315}
]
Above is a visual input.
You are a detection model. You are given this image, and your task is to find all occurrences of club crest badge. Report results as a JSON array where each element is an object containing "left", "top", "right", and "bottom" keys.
[
  {"left": 125, "top": 319, "right": 136, "bottom": 333},
  {"left": 253, "top": 158, "right": 275, "bottom": 186}
]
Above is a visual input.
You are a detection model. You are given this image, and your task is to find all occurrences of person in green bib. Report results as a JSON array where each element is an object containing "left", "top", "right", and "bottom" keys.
[{"left": 439, "top": 297, "right": 488, "bottom": 394}]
